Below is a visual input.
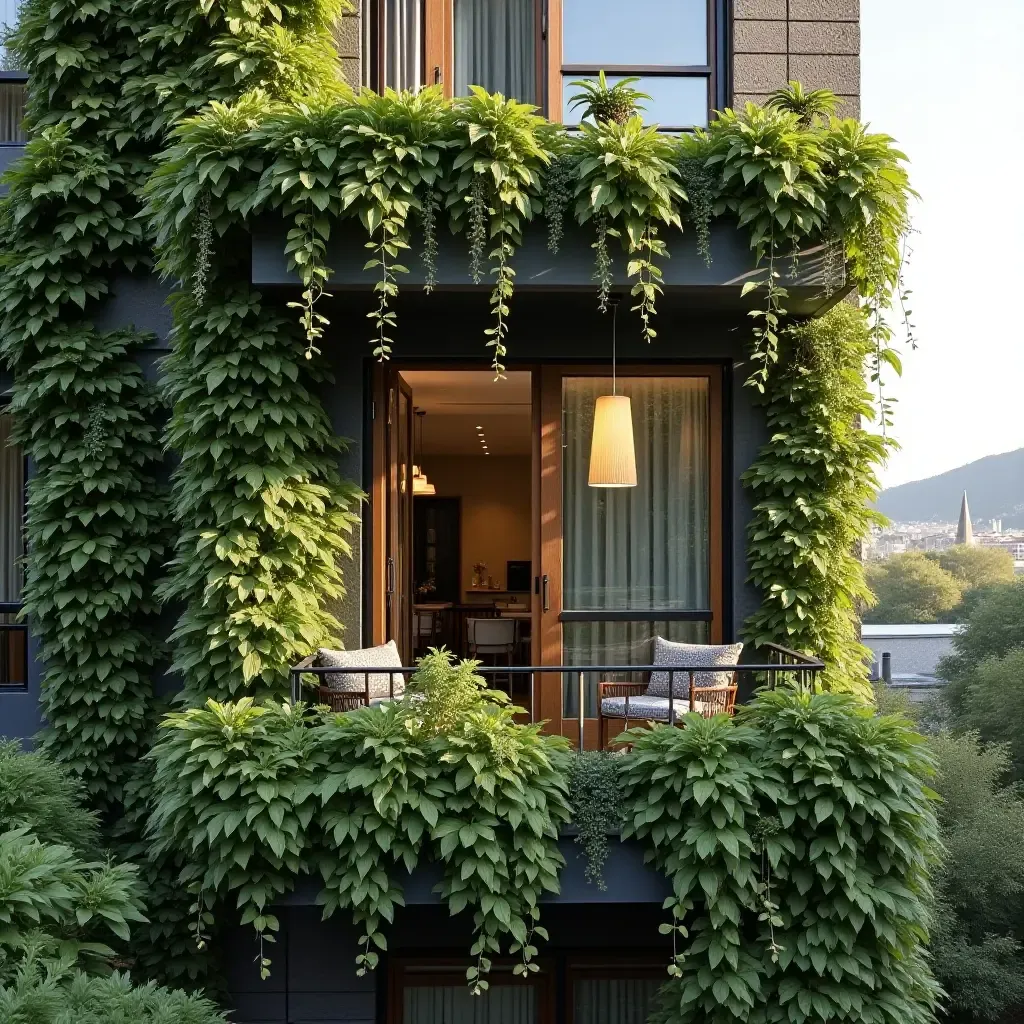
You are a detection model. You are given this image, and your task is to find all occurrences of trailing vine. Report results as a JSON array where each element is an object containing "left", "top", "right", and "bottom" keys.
[
  {"left": 742, "top": 304, "right": 895, "bottom": 697},
  {"left": 447, "top": 88, "right": 550, "bottom": 375},
  {"left": 567, "top": 751, "right": 623, "bottom": 890},
  {"left": 148, "top": 651, "right": 571, "bottom": 989},
  {"left": 543, "top": 153, "right": 575, "bottom": 254},
  {"left": 626, "top": 690, "right": 940, "bottom": 1024}
]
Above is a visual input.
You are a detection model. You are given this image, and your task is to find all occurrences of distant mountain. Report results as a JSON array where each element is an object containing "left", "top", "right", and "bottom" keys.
[{"left": 876, "top": 448, "right": 1024, "bottom": 528}]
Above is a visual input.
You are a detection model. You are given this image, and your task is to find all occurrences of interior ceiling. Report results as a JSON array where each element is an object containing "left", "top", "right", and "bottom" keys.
[{"left": 401, "top": 370, "right": 532, "bottom": 456}]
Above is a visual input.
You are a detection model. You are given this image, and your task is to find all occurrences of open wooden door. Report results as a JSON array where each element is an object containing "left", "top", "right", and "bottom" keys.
[
  {"left": 537, "top": 365, "right": 724, "bottom": 748},
  {"left": 372, "top": 366, "right": 415, "bottom": 661}
]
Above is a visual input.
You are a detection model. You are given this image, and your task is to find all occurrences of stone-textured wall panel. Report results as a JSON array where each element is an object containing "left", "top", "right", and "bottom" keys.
[
  {"left": 789, "top": 20, "right": 859, "bottom": 55},
  {"left": 788, "top": 54, "right": 860, "bottom": 95},
  {"left": 733, "top": 0, "right": 787, "bottom": 19},
  {"left": 789, "top": 0, "right": 858, "bottom": 20},
  {"left": 731, "top": 0, "right": 861, "bottom": 106},
  {"left": 734, "top": 20, "right": 788, "bottom": 53},
  {"left": 733, "top": 53, "right": 789, "bottom": 94}
]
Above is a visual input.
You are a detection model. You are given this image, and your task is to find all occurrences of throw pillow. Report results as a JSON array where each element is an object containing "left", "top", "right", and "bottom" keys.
[
  {"left": 316, "top": 641, "right": 406, "bottom": 702},
  {"left": 646, "top": 638, "right": 743, "bottom": 698}
]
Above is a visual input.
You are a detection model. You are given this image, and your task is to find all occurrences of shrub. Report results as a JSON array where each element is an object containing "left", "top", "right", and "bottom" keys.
[
  {"left": 625, "top": 691, "right": 941, "bottom": 1024},
  {"left": 939, "top": 580, "right": 1024, "bottom": 714},
  {"left": 928, "top": 732, "right": 1024, "bottom": 1021},
  {"left": 0, "top": 741, "right": 98, "bottom": 854},
  {"left": 0, "top": 953, "right": 224, "bottom": 1024}
]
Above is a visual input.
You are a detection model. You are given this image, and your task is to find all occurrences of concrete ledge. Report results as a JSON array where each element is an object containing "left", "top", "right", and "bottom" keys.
[{"left": 278, "top": 837, "right": 672, "bottom": 907}]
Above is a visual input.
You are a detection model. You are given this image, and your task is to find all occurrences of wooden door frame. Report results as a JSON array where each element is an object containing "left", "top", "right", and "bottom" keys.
[
  {"left": 370, "top": 365, "right": 415, "bottom": 658},
  {"left": 538, "top": 363, "right": 726, "bottom": 746},
  {"left": 370, "top": 363, "right": 541, "bottom": 654}
]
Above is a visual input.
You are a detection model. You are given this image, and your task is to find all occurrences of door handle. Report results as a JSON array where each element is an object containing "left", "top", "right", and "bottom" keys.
[
  {"left": 387, "top": 556, "right": 396, "bottom": 595},
  {"left": 542, "top": 574, "right": 550, "bottom": 613},
  {"left": 433, "top": 65, "right": 442, "bottom": 85}
]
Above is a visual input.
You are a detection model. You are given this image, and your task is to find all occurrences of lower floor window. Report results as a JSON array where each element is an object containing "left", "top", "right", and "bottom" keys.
[
  {"left": 0, "top": 410, "right": 26, "bottom": 688},
  {"left": 393, "top": 959, "right": 663, "bottom": 1024}
]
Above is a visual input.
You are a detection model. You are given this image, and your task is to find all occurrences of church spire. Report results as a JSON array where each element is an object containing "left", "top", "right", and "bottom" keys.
[{"left": 956, "top": 491, "right": 974, "bottom": 546}]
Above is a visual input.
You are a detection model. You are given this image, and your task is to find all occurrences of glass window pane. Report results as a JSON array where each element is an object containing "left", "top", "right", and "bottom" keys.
[
  {"left": 0, "top": 82, "right": 26, "bottom": 143},
  {"left": 563, "top": 620, "right": 709, "bottom": 717},
  {"left": 562, "top": 0, "right": 707, "bottom": 66},
  {"left": 563, "top": 75, "right": 708, "bottom": 128},
  {"left": 562, "top": 377, "right": 710, "bottom": 612},
  {"left": 454, "top": 0, "right": 537, "bottom": 103},
  {"left": 1, "top": 411, "right": 25, "bottom": 689},
  {"left": 574, "top": 977, "right": 663, "bottom": 1024}
]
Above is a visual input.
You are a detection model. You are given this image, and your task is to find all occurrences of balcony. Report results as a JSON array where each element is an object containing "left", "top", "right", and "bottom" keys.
[{"left": 289, "top": 642, "right": 824, "bottom": 751}]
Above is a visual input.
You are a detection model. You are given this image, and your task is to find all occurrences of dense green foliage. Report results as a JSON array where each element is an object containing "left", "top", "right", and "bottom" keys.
[
  {"left": 0, "top": 743, "right": 222, "bottom": 1022},
  {"left": 147, "top": 651, "right": 571, "bottom": 988},
  {"left": 567, "top": 750, "right": 623, "bottom": 889},
  {"left": 864, "top": 546, "right": 1015, "bottom": 627},
  {"left": 938, "top": 579, "right": 1024, "bottom": 729},
  {"left": 146, "top": 87, "right": 911, "bottom": 387},
  {"left": 864, "top": 552, "right": 963, "bottom": 625},
  {"left": 743, "top": 304, "right": 892, "bottom": 696},
  {"left": 1, "top": 958, "right": 225, "bottom": 1024},
  {"left": 927, "top": 733, "right": 1024, "bottom": 1022},
  {"left": 623, "top": 690, "right": 940, "bottom": 1024},
  {"left": 929, "top": 545, "right": 1015, "bottom": 591}
]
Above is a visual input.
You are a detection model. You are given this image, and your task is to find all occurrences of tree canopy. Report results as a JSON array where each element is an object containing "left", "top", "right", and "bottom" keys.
[
  {"left": 864, "top": 551, "right": 963, "bottom": 624},
  {"left": 928, "top": 545, "right": 1015, "bottom": 590}
]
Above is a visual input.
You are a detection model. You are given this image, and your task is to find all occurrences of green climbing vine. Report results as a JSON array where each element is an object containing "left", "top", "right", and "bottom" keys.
[
  {"left": 623, "top": 689, "right": 940, "bottom": 1024},
  {"left": 743, "top": 303, "right": 894, "bottom": 698}
]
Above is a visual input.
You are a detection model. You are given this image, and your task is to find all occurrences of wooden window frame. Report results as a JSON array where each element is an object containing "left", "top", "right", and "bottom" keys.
[
  {"left": 565, "top": 958, "right": 667, "bottom": 1024},
  {"left": 424, "top": 0, "right": 545, "bottom": 103},
  {"left": 388, "top": 957, "right": 556, "bottom": 1024}
]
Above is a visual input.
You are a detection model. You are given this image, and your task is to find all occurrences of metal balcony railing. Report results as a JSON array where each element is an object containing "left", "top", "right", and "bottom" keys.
[{"left": 289, "top": 643, "right": 824, "bottom": 751}]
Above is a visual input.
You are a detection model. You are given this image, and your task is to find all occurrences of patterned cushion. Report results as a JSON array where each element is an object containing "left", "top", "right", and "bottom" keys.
[
  {"left": 601, "top": 695, "right": 714, "bottom": 720},
  {"left": 316, "top": 641, "right": 406, "bottom": 702},
  {"left": 646, "top": 638, "right": 743, "bottom": 698}
]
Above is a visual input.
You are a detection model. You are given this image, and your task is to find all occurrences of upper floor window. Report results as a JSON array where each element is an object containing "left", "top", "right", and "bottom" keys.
[
  {"left": 361, "top": 0, "right": 717, "bottom": 128},
  {"left": 557, "top": 0, "right": 714, "bottom": 129}
]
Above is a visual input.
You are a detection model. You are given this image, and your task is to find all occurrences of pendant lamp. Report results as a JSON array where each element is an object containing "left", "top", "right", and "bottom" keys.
[
  {"left": 588, "top": 299, "right": 637, "bottom": 488},
  {"left": 413, "top": 409, "right": 436, "bottom": 496}
]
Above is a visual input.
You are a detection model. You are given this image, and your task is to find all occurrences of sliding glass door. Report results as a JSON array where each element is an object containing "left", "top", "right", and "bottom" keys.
[{"left": 538, "top": 366, "right": 722, "bottom": 745}]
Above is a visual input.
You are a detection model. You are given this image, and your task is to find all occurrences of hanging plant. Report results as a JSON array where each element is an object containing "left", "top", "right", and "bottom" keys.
[
  {"left": 543, "top": 151, "right": 576, "bottom": 254},
  {"left": 677, "top": 143, "right": 718, "bottom": 268},
  {"left": 572, "top": 115, "right": 683, "bottom": 343},
  {"left": 447, "top": 88, "right": 551, "bottom": 375}
]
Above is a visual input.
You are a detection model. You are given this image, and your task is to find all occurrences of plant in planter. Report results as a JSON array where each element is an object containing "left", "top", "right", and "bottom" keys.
[
  {"left": 567, "top": 750, "right": 623, "bottom": 890},
  {"left": 568, "top": 72, "right": 651, "bottom": 125}
]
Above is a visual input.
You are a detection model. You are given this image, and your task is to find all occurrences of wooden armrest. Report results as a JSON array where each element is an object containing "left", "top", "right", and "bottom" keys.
[
  {"left": 294, "top": 654, "right": 317, "bottom": 670},
  {"left": 598, "top": 681, "right": 648, "bottom": 698}
]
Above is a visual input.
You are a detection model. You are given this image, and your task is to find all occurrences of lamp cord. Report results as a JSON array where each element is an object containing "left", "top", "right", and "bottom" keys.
[{"left": 612, "top": 300, "right": 618, "bottom": 396}]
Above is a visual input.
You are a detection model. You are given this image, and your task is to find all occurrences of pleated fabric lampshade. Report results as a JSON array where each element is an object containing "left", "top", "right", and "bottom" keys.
[{"left": 588, "top": 394, "right": 637, "bottom": 488}]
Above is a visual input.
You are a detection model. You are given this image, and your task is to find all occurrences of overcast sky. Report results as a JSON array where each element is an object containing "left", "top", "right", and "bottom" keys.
[{"left": 861, "top": 0, "right": 1024, "bottom": 488}]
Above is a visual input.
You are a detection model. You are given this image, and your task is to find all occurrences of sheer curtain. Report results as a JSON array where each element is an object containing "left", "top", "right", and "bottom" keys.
[
  {"left": 574, "top": 978, "right": 662, "bottom": 1024},
  {"left": 561, "top": 377, "right": 711, "bottom": 715},
  {"left": 404, "top": 984, "right": 535, "bottom": 1024},
  {"left": 453, "top": 0, "right": 536, "bottom": 102},
  {"left": 383, "top": 0, "right": 423, "bottom": 92}
]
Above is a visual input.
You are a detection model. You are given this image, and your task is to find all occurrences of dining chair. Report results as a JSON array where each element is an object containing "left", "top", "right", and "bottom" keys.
[{"left": 467, "top": 617, "right": 517, "bottom": 688}]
